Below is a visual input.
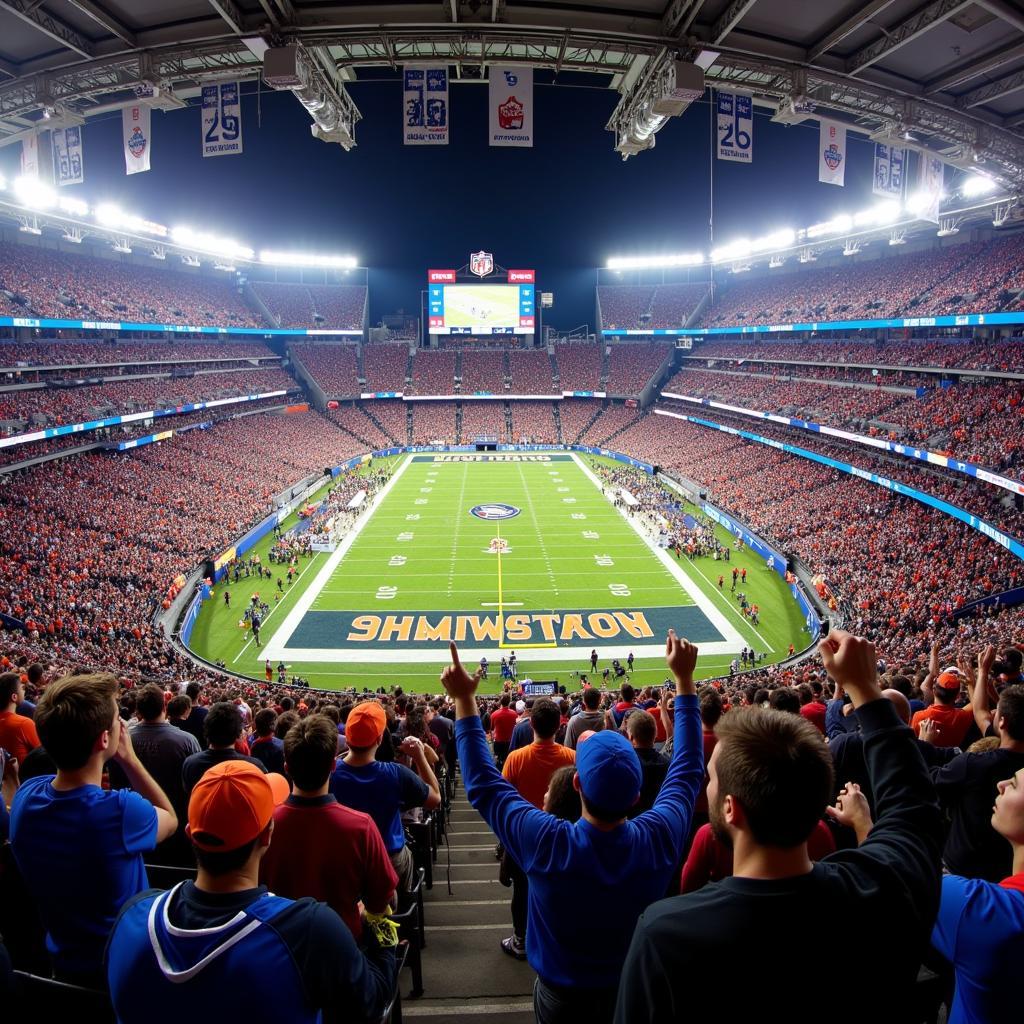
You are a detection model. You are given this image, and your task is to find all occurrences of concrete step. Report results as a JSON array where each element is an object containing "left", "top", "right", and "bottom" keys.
[
  {"left": 424, "top": 877, "right": 508, "bottom": 900},
  {"left": 403, "top": 998, "right": 534, "bottom": 1022},
  {"left": 418, "top": 929, "right": 534, "bottom": 999},
  {"left": 420, "top": 901, "right": 511, "bottom": 927}
]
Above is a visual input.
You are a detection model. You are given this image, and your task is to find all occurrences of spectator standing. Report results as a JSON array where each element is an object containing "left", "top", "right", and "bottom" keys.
[
  {"left": 490, "top": 696, "right": 518, "bottom": 767},
  {"left": 563, "top": 687, "right": 605, "bottom": 750},
  {"left": 182, "top": 701, "right": 267, "bottom": 797},
  {"left": 615, "top": 629, "right": 944, "bottom": 1023},
  {"left": 260, "top": 715, "right": 397, "bottom": 941},
  {"left": 106, "top": 761, "right": 396, "bottom": 1023},
  {"left": 624, "top": 708, "right": 668, "bottom": 817},
  {"left": 0, "top": 672, "right": 40, "bottom": 766},
  {"left": 250, "top": 708, "right": 286, "bottom": 774},
  {"left": 178, "top": 682, "right": 208, "bottom": 747},
  {"left": 9, "top": 673, "right": 177, "bottom": 984},
  {"left": 913, "top": 671, "right": 977, "bottom": 748}
]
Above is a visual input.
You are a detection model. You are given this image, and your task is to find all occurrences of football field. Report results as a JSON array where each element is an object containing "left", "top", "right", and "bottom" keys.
[{"left": 187, "top": 451, "right": 808, "bottom": 691}]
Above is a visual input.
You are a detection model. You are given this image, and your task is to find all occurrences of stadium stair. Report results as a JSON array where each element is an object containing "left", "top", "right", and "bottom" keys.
[
  {"left": 360, "top": 404, "right": 396, "bottom": 444},
  {"left": 552, "top": 403, "right": 563, "bottom": 444},
  {"left": 572, "top": 403, "right": 604, "bottom": 445},
  {"left": 408, "top": 779, "right": 535, "bottom": 1023}
]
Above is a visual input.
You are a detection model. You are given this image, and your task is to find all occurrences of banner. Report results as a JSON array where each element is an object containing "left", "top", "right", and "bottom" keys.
[
  {"left": 872, "top": 143, "right": 904, "bottom": 198},
  {"left": 716, "top": 91, "right": 752, "bottom": 163},
  {"left": 123, "top": 105, "right": 151, "bottom": 175},
  {"left": 918, "top": 153, "right": 945, "bottom": 224},
  {"left": 20, "top": 134, "right": 39, "bottom": 178},
  {"left": 52, "top": 126, "right": 84, "bottom": 185},
  {"left": 202, "top": 81, "right": 243, "bottom": 157},
  {"left": 489, "top": 65, "right": 533, "bottom": 147},
  {"left": 403, "top": 66, "right": 448, "bottom": 145},
  {"left": 818, "top": 119, "right": 846, "bottom": 186}
]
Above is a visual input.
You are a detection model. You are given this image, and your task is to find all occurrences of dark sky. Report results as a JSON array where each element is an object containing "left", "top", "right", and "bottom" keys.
[{"left": 2, "top": 78, "right": 881, "bottom": 329}]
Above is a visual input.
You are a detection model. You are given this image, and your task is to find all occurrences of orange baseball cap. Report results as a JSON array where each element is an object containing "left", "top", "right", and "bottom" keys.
[
  {"left": 346, "top": 701, "right": 387, "bottom": 747},
  {"left": 187, "top": 761, "right": 290, "bottom": 852}
]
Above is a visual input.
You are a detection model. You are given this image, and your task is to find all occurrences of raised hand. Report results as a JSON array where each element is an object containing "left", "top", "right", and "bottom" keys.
[
  {"left": 918, "top": 718, "right": 940, "bottom": 745},
  {"left": 819, "top": 629, "right": 881, "bottom": 707},
  {"left": 441, "top": 641, "right": 484, "bottom": 714},
  {"left": 665, "top": 629, "right": 698, "bottom": 694},
  {"left": 826, "top": 782, "right": 873, "bottom": 844}
]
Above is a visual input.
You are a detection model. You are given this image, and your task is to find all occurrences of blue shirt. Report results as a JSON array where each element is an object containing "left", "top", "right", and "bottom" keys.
[
  {"left": 931, "top": 874, "right": 1024, "bottom": 1024},
  {"left": 329, "top": 760, "right": 429, "bottom": 854},
  {"left": 250, "top": 736, "right": 286, "bottom": 775},
  {"left": 9, "top": 774, "right": 157, "bottom": 973},
  {"left": 455, "top": 694, "right": 701, "bottom": 989}
]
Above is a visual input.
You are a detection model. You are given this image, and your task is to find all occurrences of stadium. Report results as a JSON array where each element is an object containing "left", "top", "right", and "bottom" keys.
[{"left": 1, "top": 1, "right": 1023, "bottom": 1021}]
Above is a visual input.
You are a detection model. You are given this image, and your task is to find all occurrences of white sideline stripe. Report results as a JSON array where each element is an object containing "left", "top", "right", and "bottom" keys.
[
  {"left": 261, "top": 454, "right": 414, "bottom": 662},
  {"left": 569, "top": 453, "right": 748, "bottom": 651},
  {"left": 403, "top": 1003, "right": 534, "bottom": 1017}
]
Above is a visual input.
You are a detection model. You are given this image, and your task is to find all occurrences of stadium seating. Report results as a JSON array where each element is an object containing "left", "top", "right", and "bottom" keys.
[
  {"left": 459, "top": 401, "right": 507, "bottom": 443},
  {"left": 251, "top": 281, "right": 366, "bottom": 330},
  {"left": 554, "top": 342, "right": 603, "bottom": 392},
  {"left": 289, "top": 343, "right": 360, "bottom": 396},
  {"left": 459, "top": 350, "right": 506, "bottom": 394},
  {"left": 507, "top": 349, "right": 556, "bottom": 394},
  {"left": 0, "top": 340, "right": 275, "bottom": 369},
  {"left": 508, "top": 401, "right": 558, "bottom": 444},
  {"left": 0, "top": 242, "right": 258, "bottom": 327},
  {"left": 605, "top": 343, "right": 671, "bottom": 394},
  {"left": 409, "top": 401, "right": 456, "bottom": 443},
  {"left": 409, "top": 351, "right": 456, "bottom": 395},
  {"left": 362, "top": 344, "right": 410, "bottom": 392},
  {"left": 598, "top": 282, "right": 709, "bottom": 330},
  {"left": 362, "top": 400, "right": 408, "bottom": 445},
  {"left": 557, "top": 398, "right": 601, "bottom": 444}
]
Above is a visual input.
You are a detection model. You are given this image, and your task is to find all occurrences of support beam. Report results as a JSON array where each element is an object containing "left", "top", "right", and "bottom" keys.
[
  {"left": 926, "top": 40, "right": 1024, "bottom": 93},
  {"left": 808, "top": 0, "right": 897, "bottom": 62},
  {"left": 0, "top": 54, "right": 18, "bottom": 79},
  {"left": 65, "top": 0, "right": 136, "bottom": 47},
  {"left": 207, "top": 0, "right": 245, "bottom": 35},
  {"left": 975, "top": 0, "right": 1024, "bottom": 34},
  {"left": 711, "top": 0, "right": 759, "bottom": 45},
  {"left": 959, "top": 68, "right": 1024, "bottom": 109},
  {"left": 0, "top": 0, "right": 95, "bottom": 58},
  {"left": 661, "top": 0, "right": 705, "bottom": 36},
  {"left": 847, "top": 0, "right": 973, "bottom": 75}
]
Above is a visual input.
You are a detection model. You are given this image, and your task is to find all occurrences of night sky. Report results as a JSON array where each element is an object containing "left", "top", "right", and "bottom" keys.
[{"left": 1, "top": 77, "right": 882, "bottom": 329}]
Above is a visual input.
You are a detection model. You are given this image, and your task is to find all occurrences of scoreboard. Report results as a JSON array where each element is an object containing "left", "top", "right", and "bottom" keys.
[{"left": 427, "top": 266, "right": 536, "bottom": 335}]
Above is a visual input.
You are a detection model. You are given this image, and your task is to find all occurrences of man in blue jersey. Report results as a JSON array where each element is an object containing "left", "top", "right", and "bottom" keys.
[
  {"left": 441, "top": 633, "right": 701, "bottom": 1024},
  {"left": 9, "top": 672, "right": 178, "bottom": 985},
  {"left": 106, "top": 760, "right": 397, "bottom": 1024}
]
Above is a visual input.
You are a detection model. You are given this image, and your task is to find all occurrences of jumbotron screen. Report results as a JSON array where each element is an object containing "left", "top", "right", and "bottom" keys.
[{"left": 428, "top": 283, "right": 535, "bottom": 335}]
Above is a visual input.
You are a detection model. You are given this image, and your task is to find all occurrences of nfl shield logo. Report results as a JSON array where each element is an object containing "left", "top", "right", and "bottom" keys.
[
  {"left": 470, "top": 251, "right": 494, "bottom": 277},
  {"left": 823, "top": 144, "right": 842, "bottom": 171}
]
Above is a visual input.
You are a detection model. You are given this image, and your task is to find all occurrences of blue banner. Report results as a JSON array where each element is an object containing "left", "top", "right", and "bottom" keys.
[{"left": 0, "top": 315, "right": 360, "bottom": 337}]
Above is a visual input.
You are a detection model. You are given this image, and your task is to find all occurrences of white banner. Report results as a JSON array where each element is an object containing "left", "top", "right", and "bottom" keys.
[
  {"left": 123, "top": 105, "right": 151, "bottom": 175},
  {"left": 21, "top": 134, "right": 39, "bottom": 178},
  {"left": 202, "top": 81, "right": 243, "bottom": 157},
  {"left": 716, "top": 91, "right": 752, "bottom": 163},
  {"left": 872, "top": 143, "right": 905, "bottom": 198},
  {"left": 489, "top": 65, "right": 533, "bottom": 147},
  {"left": 52, "top": 126, "right": 84, "bottom": 185},
  {"left": 404, "top": 65, "right": 448, "bottom": 145},
  {"left": 918, "top": 153, "right": 945, "bottom": 224},
  {"left": 818, "top": 119, "right": 846, "bottom": 187}
]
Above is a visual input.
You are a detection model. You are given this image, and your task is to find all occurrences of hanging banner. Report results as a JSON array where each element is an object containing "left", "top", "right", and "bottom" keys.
[
  {"left": 872, "top": 143, "right": 904, "bottom": 198},
  {"left": 716, "top": 91, "right": 753, "bottom": 163},
  {"left": 818, "top": 119, "right": 846, "bottom": 187},
  {"left": 20, "top": 134, "right": 39, "bottom": 178},
  {"left": 202, "top": 81, "right": 243, "bottom": 157},
  {"left": 489, "top": 66, "right": 533, "bottom": 147},
  {"left": 403, "top": 65, "right": 448, "bottom": 145},
  {"left": 918, "top": 153, "right": 945, "bottom": 224},
  {"left": 123, "top": 105, "right": 151, "bottom": 175},
  {"left": 52, "top": 126, "right": 84, "bottom": 185}
]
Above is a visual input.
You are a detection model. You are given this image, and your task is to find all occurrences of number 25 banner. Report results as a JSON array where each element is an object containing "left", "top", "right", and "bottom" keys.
[
  {"left": 202, "top": 82, "right": 243, "bottom": 157},
  {"left": 716, "top": 91, "right": 752, "bottom": 163}
]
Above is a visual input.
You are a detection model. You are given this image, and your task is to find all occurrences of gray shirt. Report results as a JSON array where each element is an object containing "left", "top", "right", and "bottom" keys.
[
  {"left": 563, "top": 710, "right": 606, "bottom": 750},
  {"left": 119, "top": 720, "right": 200, "bottom": 820}
]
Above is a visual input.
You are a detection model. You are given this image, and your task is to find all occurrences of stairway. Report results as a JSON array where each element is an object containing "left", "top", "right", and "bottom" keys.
[{"left": 406, "top": 779, "right": 535, "bottom": 1022}]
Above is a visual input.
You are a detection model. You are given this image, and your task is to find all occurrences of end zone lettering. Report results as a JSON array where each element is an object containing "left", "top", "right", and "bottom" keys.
[
  {"left": 431, "top": 454, "right": 553, "bottom": 463},
  {"left": 346, "top": 610, "right": 656, "bottom": 645}
]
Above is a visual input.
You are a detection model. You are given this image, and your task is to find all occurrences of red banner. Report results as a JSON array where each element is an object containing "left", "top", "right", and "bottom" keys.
[
  {"left": 507, "top": 269, "right": 535, "bottom": 283},
  {"left": 428, "top": 269, "right": 456, "bottom": 283}
]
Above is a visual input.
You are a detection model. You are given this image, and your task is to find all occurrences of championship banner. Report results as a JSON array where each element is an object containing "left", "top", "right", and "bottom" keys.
[
  {"left": 20, "top": 134, "right": 39, "bottom": 178},
  {"left": 123, "top": 105, "right": 151, "bottom": 175},
  {"left": 818, "top": 119, "right": 846, "bottom": 187},
  {"left": 716, "top": 91, "right": 752, "bottom": 163},
  {"left": 918, "top": 153, "right": 945, "bottom": 224},
  {"left": 52, "top": 126, "right": 84, "bottom": 185},
  {"left": 403, "top": 65, "right": 448, "bottom": 145},
  {"left": 202, "top": 81, "right": 243, "bottom": 157},
  {"left": 489, "top": 65, "right": 533, "bottom": 148},
  {"left": 872, "top": 143, "right": 904, "bottom": 198}
]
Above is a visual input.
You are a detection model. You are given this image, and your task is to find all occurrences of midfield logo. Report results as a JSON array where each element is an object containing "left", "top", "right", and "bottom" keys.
[{"left": 470, "top": 503, "right": 520, "bottom": 521}]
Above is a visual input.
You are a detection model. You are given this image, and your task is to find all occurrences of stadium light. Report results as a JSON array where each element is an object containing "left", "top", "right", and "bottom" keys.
[
  {"left": 853, "top": 202, "right": 901, "bottom": 227},
  {"left": 172, "top": 226, "right": 254, "bottom": 263},
  {"left": 961, "top": 174, "right": 997, "bottom": 198},
  {"left": 13, "top": 175, "right": 57, "bottom": 210},
  {"left": 95, "top": 203, "right": 167, "bottom": 237},
  {"left": 605, "top": 253, "right": 704, "bottom": 270},
  {"left": 259, "top": 250, "right": 358, "bottom": 269},
  {"left": 0, "top": 173, "right": 6, "bottom": 191},
  {"left": 805, "top": 214, "right": 853, "bottom": 239},
  {"left": 710, "top": 239, "right": 751, "bottom": 263},
  {"left": 905, "top": 190, "right": 945, "bottom": 215},
  {"left": 58, "top": 196, "right": 89, "bottom": 218}
]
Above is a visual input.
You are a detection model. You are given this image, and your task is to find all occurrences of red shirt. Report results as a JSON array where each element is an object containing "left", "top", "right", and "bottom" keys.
[
  {"left": 0, "top": 709, "right": 40, "bottom": 765},
  {"left": 503, "top": 741, "right": 576, "bottom": 809},
  {"left": 490, "top": 706, "right": 518, "bottom": 743},
  {"left": 694, "top": 729, "right": 719, "bottom": 815},
  {"left": 260, "top": 794, "right": 398, "bottom": 940},
  {"left": 911, "top": 704, "right": 975, "bottom": 748},
  {"left": 647, "top": 706, "right": 667, "bottom": 744}
]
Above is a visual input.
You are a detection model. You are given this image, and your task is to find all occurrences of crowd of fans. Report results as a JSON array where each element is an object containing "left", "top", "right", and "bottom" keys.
[
  {"left": 459, "top": 350, "right": 507, "bottom": 393},
  {"left": 556, "top": 399, "right": 602, "bottom": 444},
  {"left": 508, "top": 402, "right": 558, "bottom": 444},
  {"left": 579, "top": 404, "right": 646, "bottom": 447},
  {"left": 362, "top": 344, "right": 410, "bottom": 392},
  {"left": 409, "top": 401, "right": 456, "bottom": 444},
  {"left": 554, "top": 342, "right": 603, "bottom": 392},
  {"left": 289, "top": 343, "right": 360, "bottom": 396},
  {"left": 250, "top": 282, "right": 367, "bottom": 330},
  {"left": 362, "top": 400, "right": 408, "bottom": 446},
  {"left": 325, "top": 404, "right": 393, "bottom": 450},
  {"left": 598, "top": 282, "right": 709, "bottom": 330},
  {"left": 0, "top": 243, "right": 258, "bottom": 327},
  {"left": 605, "top": 343, "right": 672, "bottom": 394},
  {"left": 0, "top": 340, "right": 276, "bottom": 373},
  {"left": 508, "top": 350, "right": 556, "bottom": 393},
  {"left": 459, "top": 402, "right": 508, "bottom": 442},
  {"left": 408, "top": 350, "right": 456, "bottom": 395}
]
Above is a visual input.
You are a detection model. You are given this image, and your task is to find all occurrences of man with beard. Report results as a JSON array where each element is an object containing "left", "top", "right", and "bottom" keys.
[{"left": 615, "top": 628, "right": 943, "bottom": 1024}]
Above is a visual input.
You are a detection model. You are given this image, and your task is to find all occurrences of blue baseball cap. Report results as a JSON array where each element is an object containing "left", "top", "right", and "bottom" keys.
[{"left": 575, "top": 730, "right": 642, "bottom": 816}]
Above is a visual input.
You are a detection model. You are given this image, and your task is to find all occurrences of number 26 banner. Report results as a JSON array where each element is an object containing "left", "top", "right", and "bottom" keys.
[
  {"left": 202, "top": 82, "right": 243, "bottom": 157},
  {"left": 52, "top": 127, "right": 84, "bottom": 185},
  {"left": 717, "top": 91, "right": 752, "bottom": 163}
]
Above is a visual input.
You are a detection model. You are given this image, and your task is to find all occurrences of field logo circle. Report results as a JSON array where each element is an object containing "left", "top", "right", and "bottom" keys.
[{"left": 470, "top": 503, "right": 521, "bottom": 521}]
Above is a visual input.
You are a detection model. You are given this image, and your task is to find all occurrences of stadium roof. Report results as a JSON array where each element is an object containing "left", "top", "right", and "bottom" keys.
[{"left": 1, "top": 1, "right": 1023, "bottom": 184}]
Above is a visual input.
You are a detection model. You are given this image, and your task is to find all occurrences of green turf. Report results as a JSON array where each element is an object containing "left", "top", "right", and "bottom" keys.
[{"left": 188, "top": 453, "right": 810, "bottom": 692}]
